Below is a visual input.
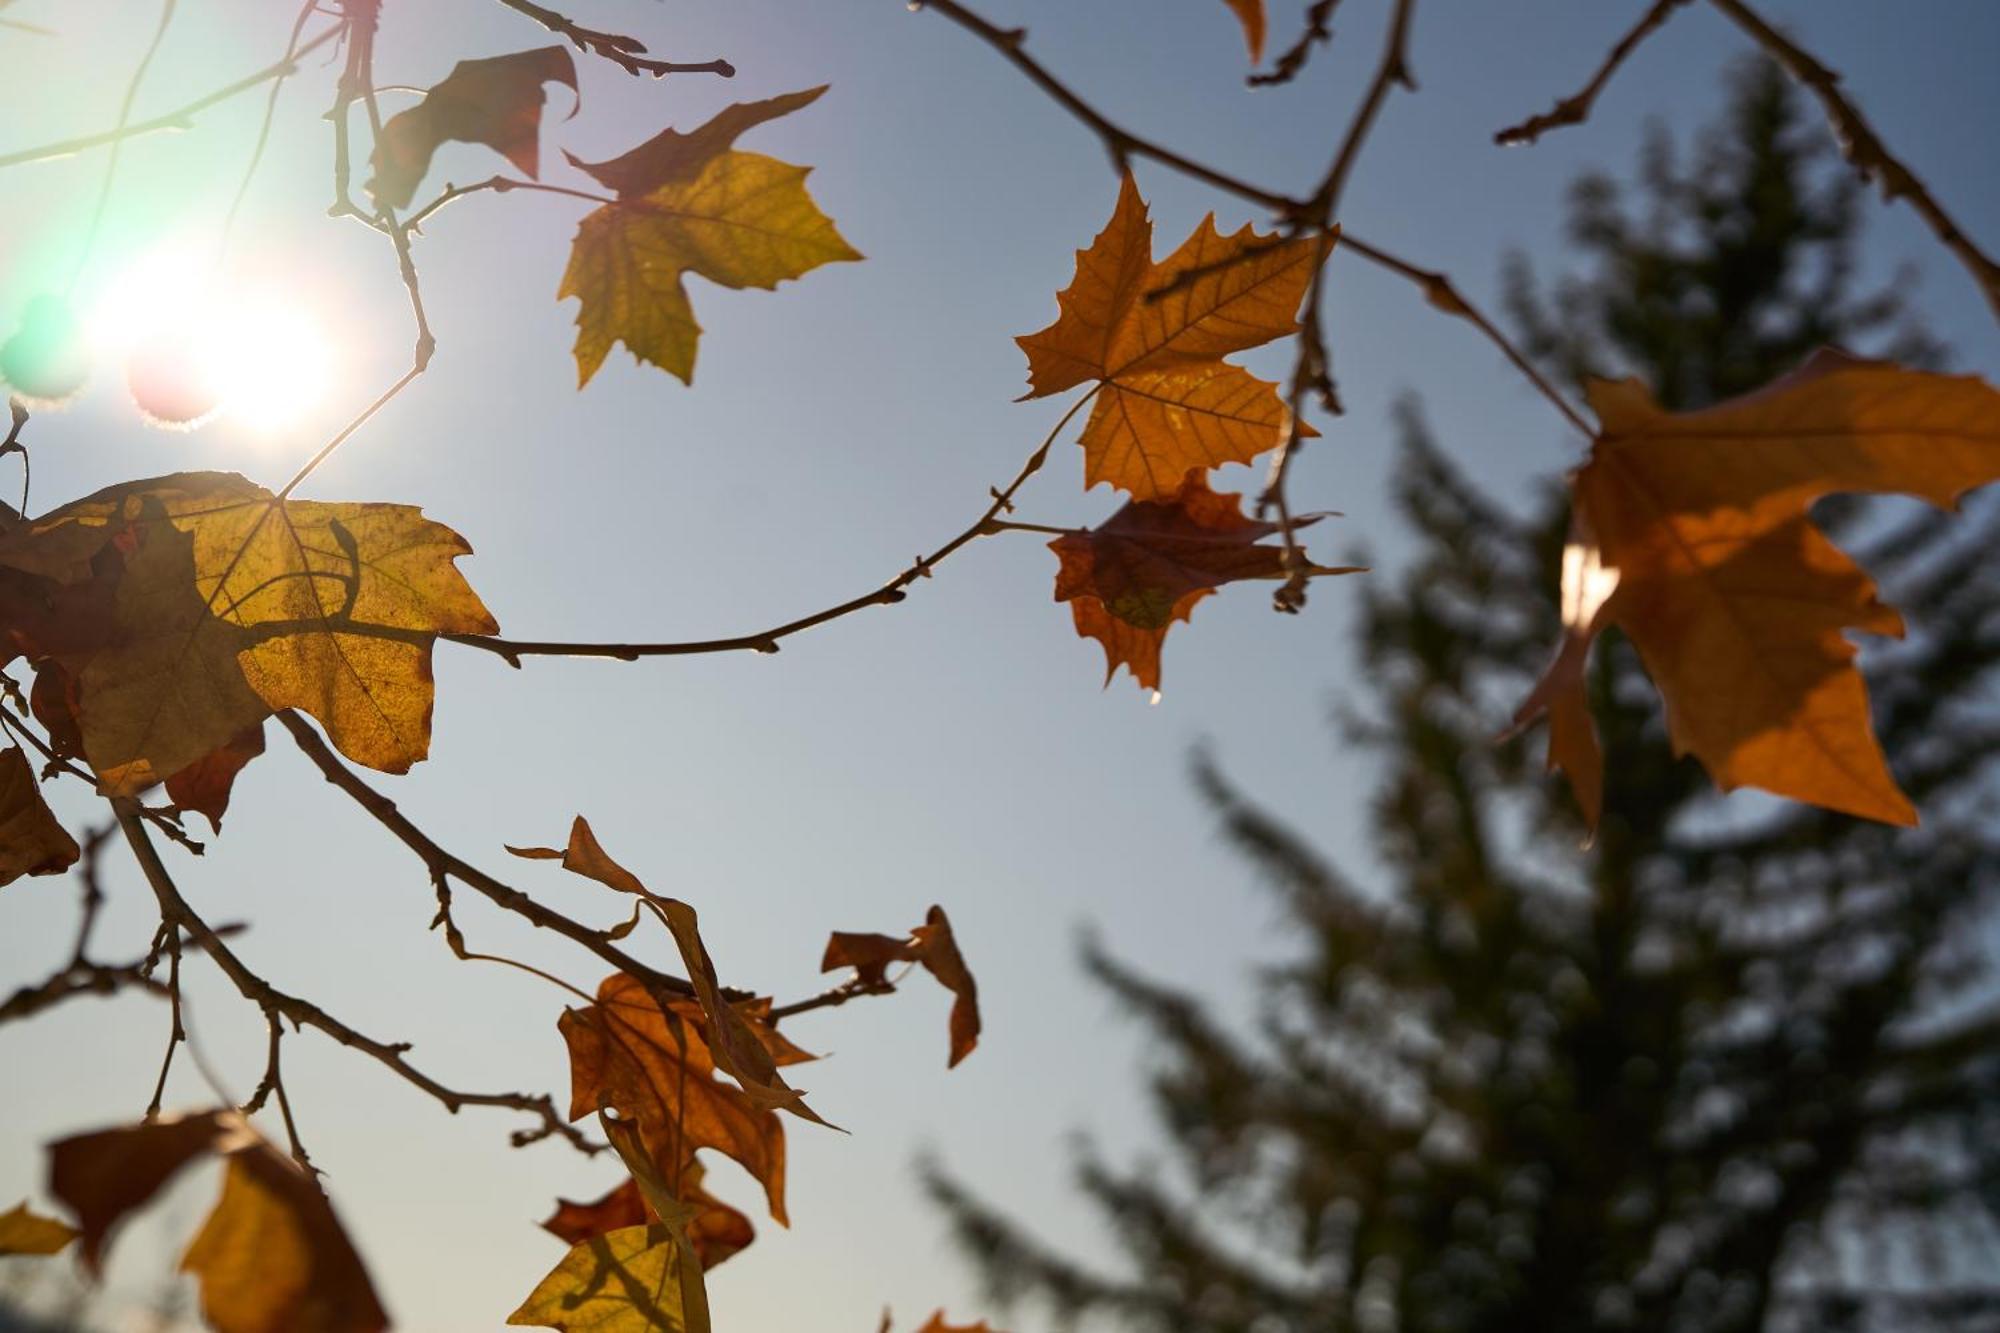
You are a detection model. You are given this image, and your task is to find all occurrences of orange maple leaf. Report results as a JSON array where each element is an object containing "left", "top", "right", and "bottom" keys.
[
  {"left": 1019, "top": 175, "right": 1331, "bottom": 499},
  {"left": 560, "top": 975, "right": 809, "bottom": 1225},
  {"left": 1517, "top": 350, "right": 2000, "bottom": 826},
  {"left": 1050, "top": 469, "right": 1360, "bottom": 691}
]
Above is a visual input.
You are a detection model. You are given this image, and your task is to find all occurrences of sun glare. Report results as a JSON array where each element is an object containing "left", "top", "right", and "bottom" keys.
[{"left": 91, "top": 245, "right": 335, "bottom": 434}]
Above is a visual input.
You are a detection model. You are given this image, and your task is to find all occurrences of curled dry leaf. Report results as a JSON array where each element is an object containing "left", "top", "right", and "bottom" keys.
[
  {"left": 823, "top": 904, "right": 984, "bottom": 1068},
  {"left": 44, "top": 1110, "right": 386, "bottom": 1333},
  {"left": 0, "top": 472, "right": 495, "bottom": 795},
  {"left": 561, "top": 973, "right": 808, "bottom": 1225},
  {"left": 0, "top": 745, "right": 79, "bottom": 887},
  {"left": 1019, "top": 174, "right": 1331, "bottom": 498},
  {"left": 1049, "top": 469, "right": 1360, "bottom": 690},
  {"left": 0, "top": 1200, "right": 77, "bottom": 1256},
  {"left": 1221, "top": 0, "right": 1267, "bottom": 63},
  {"left": 519, "top": 818, "right": 828, "bottom": 1122},
  {"left": 562, "top": 151, "right": 861, "bottom": 387},
  {"left": 366, "top": 46, "right": 579, "bottom": 209},
  {"left": 1516, "top": 350, "right": 2000, "bottom": 826}
]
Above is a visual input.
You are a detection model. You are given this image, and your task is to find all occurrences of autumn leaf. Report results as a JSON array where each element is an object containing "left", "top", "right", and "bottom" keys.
[
  {"left": 366, "top": 46, "right": 579, "bottom": 210},
  {"left": 0, "top": 1201, "right": 77, "bottom": 1256},
  {"left": 518, "top": 819, "right": 828, "bottom": 1122},
  {"left": 181, "top": 1145, "right": 390, "bottom": 1333},
  {"left": 542, "top": 1165, "right": 753, "bottom": 1270},
  {"left": 566, "top": 86, "right": 830, "bottom": 197},
  {"left": 164, "top": 722, "right": 267, "bottom": 832},
  {"left": 1049, "top": 469, "right": 1360, "bottom": 690},
  {"left": 562, "top": 151, "right": 861, "bottom": 387},
  {"left": 1222, "top": 0, "right": 1267, "bottom": 63},
  {"left": 1517, "top": 351, "right": 2000, "bottom": 825},
  {"left": 1019, "top": 174, "right": 1330, "bottom": 498},
  {"left": 47, "top": 1109, "right": 236, "bottom": 1273},
  {"left": 46, "top": 1112, "right": 387, "bottom": 1332},
  {"left": 0, "top": 746, "right": 79, "bottom": 886},
  {"left": 823, "top": 906, "right": 984, "bottom": 1068},
  {"left": 561, "top": 974, "right": 805, "bottom": 1224},
  {"left": 0, "top": 473, "right": 495, "bottom": 793},
  {"left": 509, "top": 1223, "right": 691, "bottom": 1332}
]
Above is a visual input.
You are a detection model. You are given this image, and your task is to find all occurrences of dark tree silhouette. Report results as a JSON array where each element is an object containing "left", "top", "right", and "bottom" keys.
[{"left": 927, "top": 61, "right": 2000, "bottom": 1333}]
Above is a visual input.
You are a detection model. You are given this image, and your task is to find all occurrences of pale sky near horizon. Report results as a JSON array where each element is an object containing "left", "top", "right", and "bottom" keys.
[{"left": 3, "top": 1, "right": 1998, "bottom": 1329}]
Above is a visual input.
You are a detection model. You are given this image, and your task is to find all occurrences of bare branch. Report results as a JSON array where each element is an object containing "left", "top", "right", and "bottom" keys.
[
  {"left": 443, "top": 391, "right": 1095, "bottom": 664},
  {"left": 1249, "top": 0, "right": 1342, "bottom": 90},
  {"left": 915, "top": 0, "right": 1303, "bottom": 216},
  {"left": 492, "top": 0, "right": 734, "bottom": 79},
  {"left": 111, "top": 797, "right": 595, "bottom": 1155},
  {"left": 1338, "top": 231, "right": 1595, "bottom": 438},
  {"left": 1707, "top": 0, "right": 2000, "bottom": 325},
  {"left": 1495, "top": 0, "right": 1691, "bottom": 146},
  {"left": 0, "top": 22, "right": 343, "bottom": 170}
]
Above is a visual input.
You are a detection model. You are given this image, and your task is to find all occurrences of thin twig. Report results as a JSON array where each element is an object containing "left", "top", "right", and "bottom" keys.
[
  {"left": 1706, "top": 0, "right": 2000, "bottom": 324},
  {"left": 442, "top": 391, "right": 1094, "bottom": 664},
  {"left": 1258, "top": 0, "right": 1418, "bottom": 602},
  {"left": 405, "top": 175, "right": 617, "bottom": 233},
  {"left": 0, "top": 23, "right": 343, "bottom": 170},
  {"left": 1338, "top": 231, "right": 1594, "bottom": 437},
  {"left": 768, "top": 977, "right": 899, "bottom": 1022},
  {"left": 215, "top": 0, "right": 324, "bottom": 266},
  {"left": 1249, "top": 0, "right": 1341, "bottom": 89},
  {"left": 492, "top": 0, "right": 734, "bottom": 78},
  {"left": 111, "top": 797, "right": 595, "bottom": 1154},
  {"left": 1495, "top": 0, "right": 1691, "bottom": 146},
  {"left": 143, "top": 924, "right": 185, "bottom": 1117},
  {"left": 68, "top": 0, "right": 178, "bottom": 294},
  {"left": 916, "top": 0, "right": 1302, "bottom": 216},
  {"left": 276, "top": 711, "right": 707, "bottom": 1007}
]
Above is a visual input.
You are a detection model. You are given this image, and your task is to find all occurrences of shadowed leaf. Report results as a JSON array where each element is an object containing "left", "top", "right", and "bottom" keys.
[
  {"left": 566, "top": 87, "right": 829, "bottom": 197},
  {"left": 366, "top": 46, "right": 578, "bottom": 209},
  {"left": 0, "top": 746, "right": 78, "bottom": 886}
]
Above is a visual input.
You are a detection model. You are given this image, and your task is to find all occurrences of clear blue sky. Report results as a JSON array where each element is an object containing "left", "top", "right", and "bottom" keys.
[{"left": 3, "top": 0, "right": 1997, "bottom": 1328}]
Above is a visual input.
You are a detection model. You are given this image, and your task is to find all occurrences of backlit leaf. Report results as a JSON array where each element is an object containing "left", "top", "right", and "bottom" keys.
[
  {"left": 1019, "top": 175, "right": 1330, "bottom": 497},
  {"left": 0, "top": 473, "right": 495, "bottom": 793},
  {"left": 823, "top": 907, "right": 985, "bottom": 1068},
  {"left": 181, "top": 1145, "right": 389, "bottom": 1333},
  {"left": 509, "top": 1224, "right": 688, "bottom": 1332},
  {"left": 1049, "top": 470, "right": 1359, "bottom": 690},
  {"left": 0, "top": 746, "right": 79, "bottom": 886},
  {"left": 1517, "top": 351, "right": 2000, "bottom": 825},
  {"left": 366, "top": 47, "right": 578, "bottom": 210},
  {"left": 561, "top": 151, "right": 861, "bottom": 387},
  {"left": 1221, "top": 0, "right": 1267, "bottom": 62}
]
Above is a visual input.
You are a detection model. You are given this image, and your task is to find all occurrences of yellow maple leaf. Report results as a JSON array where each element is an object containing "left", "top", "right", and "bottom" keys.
[
  {"left": 0, "top": 473, "right": 495, "bottom": 793},
  {"left": 1019, "top": 175, "right": 1330, "bottom": 498},
  {"left": 560, "top": 150, "right": 861, "bottom": 387},
  {"left": 509, "top": 1223, "right": 692, "bottom": 1333},
  {"left": 1516, "top": 350, "right": 2000, "bottom": 826}
]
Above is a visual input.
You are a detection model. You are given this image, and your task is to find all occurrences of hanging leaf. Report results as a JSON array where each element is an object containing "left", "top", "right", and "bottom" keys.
[
  {"left": 1019, "top": 174, "right": 1331, "bottom": 497},
  {"left": 822, "top": 905, "right": 984, "bottom": 1068},
  {"left": 1517, "top": 350, "right": 2000, "bottom": 826},
  {"left": 1049, "top": 469, "right": 1359, "bottom": 690},
  {"left": 0, "top": 473, "right": 495, "bottom": 793},
  {"left": 366, "top": 46, "right": 579, "bottom": 210},
  {"left": 0, "top": 746, "right": 79, "bottom": 886},
  {"left": 562, "top": 151, "right": 861, "bottom": 386}
]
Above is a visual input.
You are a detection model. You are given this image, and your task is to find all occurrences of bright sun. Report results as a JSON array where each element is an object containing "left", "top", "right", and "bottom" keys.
[{"left": 91, "top": 244, "right": 335, "bottom": 434}]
